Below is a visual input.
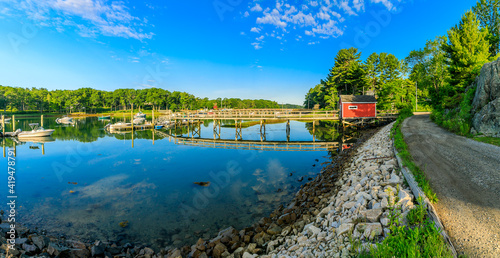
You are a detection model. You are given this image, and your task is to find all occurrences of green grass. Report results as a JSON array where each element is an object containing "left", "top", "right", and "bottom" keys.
[
  {"left": 357, "top": 193, "right": 452, "bottom": 257},
  {"left": 391, "top": 108, "right": 438, "bottom": 203},
  {"left": 473, "top": 136, "right": 500, "bottom": 147}
]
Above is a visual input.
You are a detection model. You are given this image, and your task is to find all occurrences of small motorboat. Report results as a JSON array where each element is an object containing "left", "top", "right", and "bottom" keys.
[
  {"left": 134, "top": 112, "right": 146, "bottom": 119},
  {"left": 4, "top": 118, "right": 11, "bottom": 123},
  {"left": 18, "top": 123, "right": 55, "bottom": 138},
  {"left": 56, "top": 117, "right": 74, "bottom": 124},
  {"left": 98, "top": 115, "right": 111, "bottom": 120},
  {"left": 154, "top": 125, "right": 164, "bottom": 129},
  {"left": 133, "top": 118, "right": 145, "bottom": 124}
]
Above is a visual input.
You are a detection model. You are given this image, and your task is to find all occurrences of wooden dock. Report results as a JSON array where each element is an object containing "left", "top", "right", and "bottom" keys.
[{"left": 170, "top": 136, "right": 339, "bottom": 151}]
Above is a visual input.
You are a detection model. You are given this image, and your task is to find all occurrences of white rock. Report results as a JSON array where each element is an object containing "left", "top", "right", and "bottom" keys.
[{"left": 336, "top": 223, "right": 354, "bottom": 236}]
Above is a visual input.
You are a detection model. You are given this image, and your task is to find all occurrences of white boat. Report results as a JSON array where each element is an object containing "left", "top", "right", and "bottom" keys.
[
  {"left": 17, "top": 123, "right": 55, "bottom": 138},
  {"left": 4, "top": 118, "right": 11, "bottom": 123},
  {"left": 56, "top": 117, "right": 74, "bottom": 124},
  {"left": 133, "top": 117, "right": 146, "bottom": 124},
  {"left": 134, "top": 112, "right": 146, "bottom": 119}
]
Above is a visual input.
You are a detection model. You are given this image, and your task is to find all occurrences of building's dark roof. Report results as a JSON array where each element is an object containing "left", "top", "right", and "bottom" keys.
[{"left": 340, "top": 95, "right": 377, "bottom": 103}]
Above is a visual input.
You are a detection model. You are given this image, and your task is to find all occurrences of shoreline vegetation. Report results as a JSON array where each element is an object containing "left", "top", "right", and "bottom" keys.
[{"left": 0, "top": 85, "right": 302, "bottom": 115}]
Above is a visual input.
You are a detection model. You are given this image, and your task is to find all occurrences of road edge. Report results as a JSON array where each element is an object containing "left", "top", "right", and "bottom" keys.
[{"left": 392, "top": 116, "right": 457, "bottom": 258}]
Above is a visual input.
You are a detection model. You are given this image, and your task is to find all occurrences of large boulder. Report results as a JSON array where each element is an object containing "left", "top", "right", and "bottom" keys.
[{"left": 471, "top": 58, "right": 500, "bottom": 136}]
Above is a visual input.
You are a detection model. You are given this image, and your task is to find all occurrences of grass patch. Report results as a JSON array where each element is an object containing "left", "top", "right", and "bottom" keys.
[
  {"left": 391, "top": 108, "right": 438, "bottom": 203},
  {"left": 473, "top": 136, "right": 500, "bottom": 147},
  {"left": 357, "top": 192, "right": 452, "bottom": 257}
]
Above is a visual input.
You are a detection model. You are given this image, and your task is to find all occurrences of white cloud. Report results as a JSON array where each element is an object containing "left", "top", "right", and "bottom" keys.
[
  {"left": 251, "top": 42, "right": 262, "bottom": 49},
  {"left": 250, "top": 27, "right": 261, "bottom": 33},
  {"left": 244, "top": 0, "right": 402, "bottom": 49},
  {"left": 353, "top": 0, "right": 365, "bottom": 12},
  {"left": 243, "top": 11, "right": 250, "bottom": 17},
  {"left": 1, "top": 0, "right": 153, "bottom": 40},
  {"left": 250, "top": 3, "right": 263, "bottom": 12},
  {"left": 371, "top": 0, "right": 393, "bottom": 11}
]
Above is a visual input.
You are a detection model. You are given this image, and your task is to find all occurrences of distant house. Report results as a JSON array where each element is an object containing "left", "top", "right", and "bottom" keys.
[{"left": 339, "top": 95, "right": 377, "bottom": 119}]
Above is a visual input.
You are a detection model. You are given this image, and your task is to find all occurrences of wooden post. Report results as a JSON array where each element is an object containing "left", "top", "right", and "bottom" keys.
[
  {"left": 41, "top": 115, "right": 44, "bottom": 127},
  {"left": 152, "top": 129, "right": 155, "bottom": 145},
  {"left": 152, "top": 105, "right": 155, "bottom": 126},
  {"left": 2, "top": 139, "right": 5, "bottom": 158},
  {"left": 12, "top": 115, "right": 15, "bottom": 131},
  {"left": 1, "top": 115, "right": 4, "bottom": 136},
  {"left": 13, "top": 141, "right": 16, "bottom": 157},
  {"left": 42, "top": 143, "right": 45, "bottom": 155}
]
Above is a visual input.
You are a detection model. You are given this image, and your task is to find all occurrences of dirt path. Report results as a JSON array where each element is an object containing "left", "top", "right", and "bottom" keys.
[{"left": 401, "top": 115, "right": 500, "bottom": 258}]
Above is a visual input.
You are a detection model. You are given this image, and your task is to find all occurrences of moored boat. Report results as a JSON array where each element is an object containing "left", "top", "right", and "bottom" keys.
[
  {"left": 98, "top": 115, "right": 111, "bottom": 120},
  {"left": 134, "top": 112, "right": 146, "bottom": 119},
  {"left": 56, "top": 117, "right": 74, "bottom": 124},
  {"left": 17, "top": 123, "right": 55, "bottom": 138}
]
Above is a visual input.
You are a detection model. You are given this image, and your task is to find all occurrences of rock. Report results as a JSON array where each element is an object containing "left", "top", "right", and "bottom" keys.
[
  {"left": 31, "top": 235, "right": 48, "bottom": 250},
  {"left": 360, "top": 208, "right": 383, "bottom": 222},
  {"left": 360, "top": 223, "right": 383, "bottom": 239},
  {"left": 15, "top": 238, "right": 28, "bottom": 246},
  {"left": 47, "top": 243, "right": 69, "bottom": 257},
  {"left": 169, "top": 249, "right": 182, "bottom": 258},
  {"left": 471, "top": 58, "right": 500, "bottom": 137},
  {"left": 336, "top": 223, "right": 354, "bottom": 236},
  {"left": 22, "top": 243, "right": 38, "bottom": 255},
  {"left": 343, "top": 202, "right": 356, "bottom": 209},
  {"left": 266, "top": 224, "right": 282, "bottom": 235},
  {"left": 212, "top": 243, "right": 226, "bottom": 258},
  {"left": 472, "top": 98, "right": 500, "bottom": 136},
  {"left": 387, "top": 174, "right": 401, "bottom": 185},
  {"left": 91, "top": 243, "right": 105, "bottom": 257},
  {"left": 381, "top": 197, "right": 389, "bottom": 209},
  {"left": 71, "top": 248, "right": 91, "bottom": 257},
  {"left": 304, "top": 223, "right": 321, "bottom": 236},
  {"left": 233, "top": 247, "right": 245, "bottom": 258},
  {"left": 242, "top": 252, "right": 257, "bottom": 258},
  {"left": 380, "top": 218, "right": 390, "bottom": 227}
]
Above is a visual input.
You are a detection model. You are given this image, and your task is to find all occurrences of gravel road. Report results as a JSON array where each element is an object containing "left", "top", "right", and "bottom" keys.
[{"left": 401, "top": 115, "right": 500, "bottom": 257}]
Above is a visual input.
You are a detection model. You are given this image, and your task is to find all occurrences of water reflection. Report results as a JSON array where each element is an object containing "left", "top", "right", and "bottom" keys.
[{"left": 0, "top": 116, "right": 354, "bottom": 249}]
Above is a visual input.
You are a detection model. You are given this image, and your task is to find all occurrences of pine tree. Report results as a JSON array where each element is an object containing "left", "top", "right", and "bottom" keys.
[
  {"left": 473, "top": 0, "right": 500, "bottom": 57},
  {"left": 327, "top": 48, "right": 368, "bottom": 95},
  {"left": 443, "top": 10, "right": 491, "bottom": 90}
]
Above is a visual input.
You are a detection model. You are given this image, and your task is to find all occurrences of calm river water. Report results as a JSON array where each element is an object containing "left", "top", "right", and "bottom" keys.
[{"left": 0, "top": 116, "right": 352, "bottom": 249}]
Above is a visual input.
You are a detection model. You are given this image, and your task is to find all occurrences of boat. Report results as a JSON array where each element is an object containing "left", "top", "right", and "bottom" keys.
[
  {"left": 17, "top": 123, "right": 55, "bottom": 138},
  {"left": 154, "top": 125, "right": 164, "bottom": 129},
  {"left": 98, "top": 115, "right": 111, "bottom": 120},
  {"left": 134, "top": 112, "right": 146, "bottom": 119},
  {"left": 4, "top": 118, "right": 11, "bottom": 123},
  {"left": 56, "top": 117, "right": 74, "bottom": 124},
  {"left": 133, "top": 117, "right": 146, "bottom": 124}
]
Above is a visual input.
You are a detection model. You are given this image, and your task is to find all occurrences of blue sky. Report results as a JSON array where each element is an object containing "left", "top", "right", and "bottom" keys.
[{"left": 0, "top": 0, "right": 478, "bottom": 105}]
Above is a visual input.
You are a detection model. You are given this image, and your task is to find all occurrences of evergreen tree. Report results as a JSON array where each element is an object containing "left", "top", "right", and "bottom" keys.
[
  {"left": 473, "top": 0, "right": 500, "bottom": 57},
  {"left": 443, "top": 10, "right": 490, "bottom": 90}
]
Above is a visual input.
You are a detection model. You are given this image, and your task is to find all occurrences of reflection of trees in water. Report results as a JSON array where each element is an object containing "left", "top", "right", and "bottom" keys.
[{"left": 305, "top": 121, "right": 342, "bottom": 141}]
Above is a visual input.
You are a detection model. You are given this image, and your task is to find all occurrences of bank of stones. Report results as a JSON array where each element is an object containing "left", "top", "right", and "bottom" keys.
[{"left": 0, "top": 123, "right": 410, "bottom": 258}]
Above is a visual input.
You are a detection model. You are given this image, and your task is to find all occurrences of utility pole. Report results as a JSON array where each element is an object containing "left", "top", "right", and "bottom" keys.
[{"left": 415, "top": 82, "right": 418, "bottom": 112}]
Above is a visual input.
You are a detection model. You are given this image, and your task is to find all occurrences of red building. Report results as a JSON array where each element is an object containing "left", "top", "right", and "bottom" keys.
[{"left": 339, "top": 95, "right": 377, "bottom": 119}]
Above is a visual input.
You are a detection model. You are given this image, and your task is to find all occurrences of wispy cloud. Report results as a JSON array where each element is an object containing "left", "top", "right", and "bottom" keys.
[
  {"left": 1, "top": 0, "right": 153, "bottom": 40},
  {"left": 244, "top": 0, "right": 401, "bottom": 49}
]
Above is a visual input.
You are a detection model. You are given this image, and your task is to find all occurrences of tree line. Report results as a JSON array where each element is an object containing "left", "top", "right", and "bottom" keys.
[
  {"left": 306, "top": 0, "right": 497, "bottom": 118},
  {"left": 0, "top": 86, "right": 287, "bottom": 113}
]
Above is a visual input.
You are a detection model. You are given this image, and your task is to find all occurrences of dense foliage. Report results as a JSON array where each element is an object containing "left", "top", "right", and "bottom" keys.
[
  {"left": 305, "top": 48, "right": 416, "bottom": 111},
  {"left": 0, "top": 86, "right": 282, "bottom": 113},
  {"left": 306, "top": 1, "right": 499, "bottom": 137}
]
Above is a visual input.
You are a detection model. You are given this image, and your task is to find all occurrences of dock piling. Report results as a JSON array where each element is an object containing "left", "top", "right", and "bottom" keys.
[{"left": 12, "top": 115, "right": 15, "bottom": 131}]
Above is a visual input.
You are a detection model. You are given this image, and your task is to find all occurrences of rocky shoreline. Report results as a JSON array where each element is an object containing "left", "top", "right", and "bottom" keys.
[{"left": 0, "top": 122, "right": 412, "bottom": 258}]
